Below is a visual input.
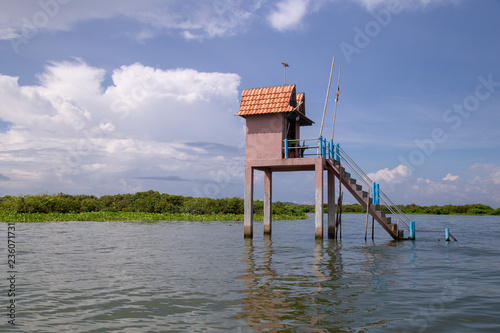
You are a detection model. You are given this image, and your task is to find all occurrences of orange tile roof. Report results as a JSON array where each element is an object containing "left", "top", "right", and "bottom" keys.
[{"left": 236, "top": 84, "right": 298, "bottom": 116}]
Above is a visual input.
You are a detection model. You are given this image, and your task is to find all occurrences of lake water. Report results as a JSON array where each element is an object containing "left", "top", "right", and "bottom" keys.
[{"left": 2, "top": 214, "right": 500, "bottom": 332}]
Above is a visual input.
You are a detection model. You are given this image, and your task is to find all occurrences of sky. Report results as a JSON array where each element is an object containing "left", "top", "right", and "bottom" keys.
[{"left": 0, "top": 0, "right": 499, "bottom": 208}]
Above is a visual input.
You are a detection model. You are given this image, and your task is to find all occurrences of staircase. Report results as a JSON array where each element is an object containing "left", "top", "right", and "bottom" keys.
[{"left": 326, "top": 146, "right": 411, "bottom": 240}]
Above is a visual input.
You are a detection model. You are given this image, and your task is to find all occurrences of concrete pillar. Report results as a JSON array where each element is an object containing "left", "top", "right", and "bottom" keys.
[
  {"left": 244, "top": 165, "right": 254, "bottom": 238},
  {"left": 263, "top": 169, "right": 272, "bottom": 235},
  {"left": 327, "top": 168, "right": 335, "bottom": 239},
  {"left": 315, "top": 161, "right": 324, "bottom": 238}
]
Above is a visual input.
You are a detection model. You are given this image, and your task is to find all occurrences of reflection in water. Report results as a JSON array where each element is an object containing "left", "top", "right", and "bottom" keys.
[
  {"left": 237, "top": 236, "right": 288, "bottom": 331},
  {"left": 237, "top": 237, "right": 349, "bottom": 332},
  {"left": 236, "top": 237, "right": 398, "bottom": 332}
]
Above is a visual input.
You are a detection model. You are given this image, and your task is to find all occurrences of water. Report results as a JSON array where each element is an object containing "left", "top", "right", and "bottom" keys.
[{"left": 2, "top": 214, "right": 500, "bottom": 332}]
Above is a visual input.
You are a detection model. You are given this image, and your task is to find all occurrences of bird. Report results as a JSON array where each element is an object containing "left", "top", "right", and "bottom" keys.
[{"left": 281, "top": 62, "right": 289, "bottom": 67}]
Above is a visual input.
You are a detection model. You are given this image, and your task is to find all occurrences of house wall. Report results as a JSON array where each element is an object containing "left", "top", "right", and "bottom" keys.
[
  {"left": 245, "top": 113, "right": 285, "bottom": 160},
  {"left": 292, "top": 120, "right": 301, "bottom": 157}
]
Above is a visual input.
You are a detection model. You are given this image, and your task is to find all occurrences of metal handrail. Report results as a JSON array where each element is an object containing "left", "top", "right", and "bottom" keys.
[
  {"left": 335, "top": 144, "right": 410, "bottom": 231},
  {"left": 281, "top": 137, "right": 411, "bottom": 231}
]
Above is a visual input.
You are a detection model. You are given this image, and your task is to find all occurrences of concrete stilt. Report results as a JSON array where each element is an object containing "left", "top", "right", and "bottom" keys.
[
  {"left": 263, "top": 169, "right": 272, "bottom": 235},
  {"left": 244, "top": 165, "right": 254, "bottom": 238},
  {"left": 315, "top": 161, "right": 324, "bottom": 238},
  {"left": 327, "top": 169, "right": 335, "bottom": 239}
]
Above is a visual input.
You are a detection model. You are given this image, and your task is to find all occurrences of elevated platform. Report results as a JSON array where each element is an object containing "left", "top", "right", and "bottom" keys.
[
  {"left": 236, "top": 84, "right": 411, "bottom": 240},
  {"left": 245, "top": 157, "right": 331, "bottom": 238},
  {"left": 244, "top": 156, "right": 404, "bottom": 240}
]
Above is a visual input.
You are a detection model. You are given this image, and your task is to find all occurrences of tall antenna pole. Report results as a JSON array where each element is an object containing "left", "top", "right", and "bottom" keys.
[
  {"left": 332, "top": 66, "right": 341, "bottom": 141},
  {"left": 281, "top": 62, "right": 289, "bottom": 85},
  {"left": 319, "top": 56, "right": 335, "bottom": 137}
]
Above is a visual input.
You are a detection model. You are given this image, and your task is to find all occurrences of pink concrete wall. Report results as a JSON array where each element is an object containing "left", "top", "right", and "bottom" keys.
[{"left": 245, "top": 113, "right": 285, "bottom": 160}]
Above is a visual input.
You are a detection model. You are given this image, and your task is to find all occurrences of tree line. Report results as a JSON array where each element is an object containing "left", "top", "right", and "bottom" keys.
[
  {"left": 326, "top": 203, "right": 500, "bottom": 215},
  {"left": 0, "top": 191, "right": 498, "bottom": 216},
  {"left": 0, "top": 191, "right": 303, "bottom": 216}
]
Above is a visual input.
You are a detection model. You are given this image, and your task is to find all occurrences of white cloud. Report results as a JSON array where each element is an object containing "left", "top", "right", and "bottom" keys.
[
  {"left": 0, "top": 0, "right": 463, "bottom": 43},
  {"left": 411, "top": 176, "right": 463, "bottom": 203},
  {"left": 0, "top": 0, "right": 263, "bottom": 42},
  {"left": 442, "top": 173, "right": 459, "bottom": 182},
  {"left": 265, "top": 0, "right": 461, "bottom": 33},
  {"left": 470, "top": 163, "right": 500, "bottom": 185},
  {"left": 268, "top": 0, "right": 311, "bottom": 32},
  {"left": 362, "top": 163, "right": 500, "bottom": 208},
  {"left": 368, "top": 164, "right": 412, "bottom": 185},
  {"left": 350, "top": 0, "right": 461, "bottom": 11},
  {"left": 0, "top": 59, "right": 243, "bottom": 196}
]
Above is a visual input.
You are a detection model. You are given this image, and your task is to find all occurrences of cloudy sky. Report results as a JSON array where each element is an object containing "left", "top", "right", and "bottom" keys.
[{"left": 0, "top": 0, "right": 499, "bottom": 208}]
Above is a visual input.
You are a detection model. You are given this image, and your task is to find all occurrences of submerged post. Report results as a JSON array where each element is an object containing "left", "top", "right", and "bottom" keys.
[
  {"left": 445, "top": 228, "right": 450, "bottom": 242},
  {"left": 327, "top": 169, "right": 335, "bottom": 238},
  {"left": 263, "top": 169, "right": 272, "bottom": 235},
  {"left": 244, "top": 166, "right": 254, "bottom": 238},
  {"left": 315, "top": 161, "right": 324, "bottom": 238},
  {"left": 364, "top": 196, "right": 370, "bottom": 241},
  {"left": 409, "top": 221, "right": 416, "bottom": 240}
]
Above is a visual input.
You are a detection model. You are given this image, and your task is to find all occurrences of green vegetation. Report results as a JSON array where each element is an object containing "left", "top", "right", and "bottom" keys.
[
  {"left": 0, "top": 191, "right": 308, "bottom": 222},
  {"left": 0, "top": 192, "right": 498, "bottom": 222},
  {"left": 322, "top": 203, "right": 500, "bottom": 216}
]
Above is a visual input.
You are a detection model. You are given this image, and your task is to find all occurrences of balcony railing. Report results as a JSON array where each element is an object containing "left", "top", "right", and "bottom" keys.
[{"left": 283, "top": 136, "right": 339, "bottom": 159}]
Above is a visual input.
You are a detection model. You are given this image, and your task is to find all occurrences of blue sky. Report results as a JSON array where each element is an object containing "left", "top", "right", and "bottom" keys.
[{"left": 0, "top": 0, "right": 499, "bottom": 208}]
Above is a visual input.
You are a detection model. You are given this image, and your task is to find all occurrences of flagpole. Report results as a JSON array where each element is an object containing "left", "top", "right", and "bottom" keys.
[
  {"left": 332, "top": 65, "right": 341, "bottom": 141},
  {"left": 319, "top": 56, "right": 335, "bottom": 137}
]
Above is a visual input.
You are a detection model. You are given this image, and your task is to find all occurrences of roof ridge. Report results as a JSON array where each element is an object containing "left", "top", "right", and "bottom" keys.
[
  {"left": 236, "top": 84, "right": 304, "bottom": 117},
  {"left": 241, "top": 84, "right": 295, "bottom": 92}
]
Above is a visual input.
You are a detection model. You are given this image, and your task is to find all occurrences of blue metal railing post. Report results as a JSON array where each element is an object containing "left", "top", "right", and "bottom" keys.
[
  {"left": 329, "top": 139, "right": 334, "bottom": 159},
  {"left": 335, "top": 144, "right": 340, "bottom": 161},
  {"left": 284, "top": 138, "right": 289, "bottom": 158},
  {"left": 409, "top": 221, "right": 415, "bottom": 240},
  {"left": 376, "top": 183, "right": 380, "bottom": 205},
  {"left": 372, "top": 182, "right": 376, "bottom": 205},
  {"left": 323, "top": 138, "right": 327, "bottom": 157},
  {"left": 318, "top": 136, "right": 323, "bottom": 158}
]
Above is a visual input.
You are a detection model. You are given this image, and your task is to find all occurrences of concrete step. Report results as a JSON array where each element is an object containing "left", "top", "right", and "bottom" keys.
[
  {"left": 325, "top": 147, "right": 407, "bottom": 241},
  {"left": 352, "top": 184, "right": 362, "bottom": 191},
  {"left": 398, "top": 229, "right": 405, "bottom": 239}
]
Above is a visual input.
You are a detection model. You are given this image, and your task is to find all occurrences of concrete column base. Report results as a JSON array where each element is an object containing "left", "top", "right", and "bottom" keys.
[
  {"left": 263, "top": 169, "right": 272, "bottom": 235},
  {"left": 315, "top": 161, "right": 324, "bottom": 238},
  {"left": 327, "top": 169, "right": 336, "bottom": 239},
  {"left": 244, "top": 165, "right": 254, "bottom": 238}
]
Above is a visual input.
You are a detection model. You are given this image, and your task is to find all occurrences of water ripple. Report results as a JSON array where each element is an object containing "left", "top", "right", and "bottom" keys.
[{"left": 1, "top": 215, "right": 499, "bottom": 331}]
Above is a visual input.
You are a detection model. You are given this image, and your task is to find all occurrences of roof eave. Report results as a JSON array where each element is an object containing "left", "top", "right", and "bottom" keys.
[{"left": 287, "top": 110, "right": 314, "bottom": 126}]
